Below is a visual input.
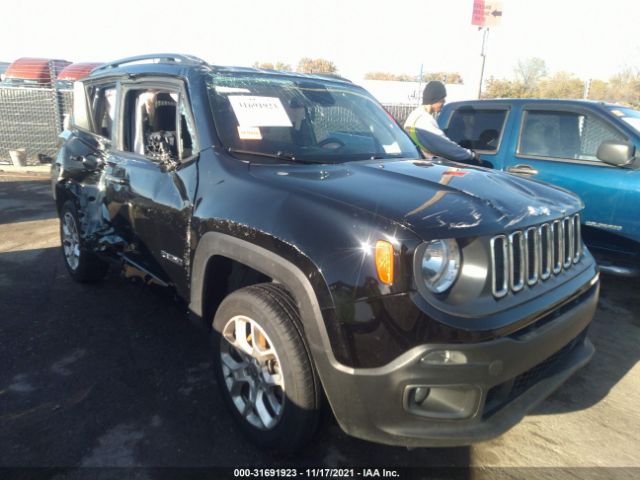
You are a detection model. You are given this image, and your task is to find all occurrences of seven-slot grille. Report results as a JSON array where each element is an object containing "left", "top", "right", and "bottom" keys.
[{"left": 490, "top": 214, "right": 582, "bottom": 298}]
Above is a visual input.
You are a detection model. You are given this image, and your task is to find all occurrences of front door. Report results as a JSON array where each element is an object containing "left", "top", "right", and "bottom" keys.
[
  {"left": 503, "top": 106, "right": 640, "bottom": 256},
  {"left": 102, "top": 79, "right": 199, "bottom": 298}
]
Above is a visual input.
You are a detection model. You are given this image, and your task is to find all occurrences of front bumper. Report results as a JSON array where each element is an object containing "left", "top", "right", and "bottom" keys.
[{"left": 324, "top": 275, "right": 599, "bottom": 447}]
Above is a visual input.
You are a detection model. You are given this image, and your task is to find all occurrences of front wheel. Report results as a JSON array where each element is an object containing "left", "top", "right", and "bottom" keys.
[
  {"left": 212, "top": 283, "right": 321, "bottom": 453},
  {"left": 60, "top": 200, "right": 109, "bottom": 282}
]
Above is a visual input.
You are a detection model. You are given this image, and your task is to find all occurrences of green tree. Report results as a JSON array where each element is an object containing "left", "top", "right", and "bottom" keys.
[{"left": 296, "top": 58, "right": 337, "bottom": 74}]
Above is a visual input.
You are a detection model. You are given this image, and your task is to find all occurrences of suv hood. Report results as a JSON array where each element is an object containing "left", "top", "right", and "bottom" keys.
[{"left": 249, "top": 159, "right": 583, "bottom": 239}]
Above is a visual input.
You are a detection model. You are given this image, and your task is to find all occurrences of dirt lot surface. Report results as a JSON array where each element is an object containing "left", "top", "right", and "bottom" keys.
[{"left": 1, "top": 175, "right": 639, "bottom": 478}]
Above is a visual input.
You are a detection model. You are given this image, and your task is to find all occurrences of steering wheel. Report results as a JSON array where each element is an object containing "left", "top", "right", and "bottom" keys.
[{"left": 317, "top": 137, "right": 346, "bottom": 149}]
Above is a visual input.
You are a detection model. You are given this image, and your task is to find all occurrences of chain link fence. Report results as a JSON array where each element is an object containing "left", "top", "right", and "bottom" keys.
[
  {"left": 382, "top": 104, "right": 416, "bottom": 126},
  {"left": 0, "top": 80, "right": 415, "bottom": 166},
  {"left": 0, "top": 86, "right": 67, "bottom": 165}
]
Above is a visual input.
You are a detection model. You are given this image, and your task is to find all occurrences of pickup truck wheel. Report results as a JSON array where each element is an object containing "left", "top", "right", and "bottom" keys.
[
  {"left": 212, "top": 283, "right": 321, "bottom": 453},
  {"left": 60, "top": 201, "right": 109, "bottom": 282}
]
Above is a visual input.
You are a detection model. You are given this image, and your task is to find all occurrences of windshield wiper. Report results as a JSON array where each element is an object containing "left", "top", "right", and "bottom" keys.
[
  {"left": 227, "top": 148, "right": 332, "bottom": 164},
  {"left": 367, "top": 153, "right": 410, "bottom": 160},
  {"left": 227, "top": 148, "right": 294, "bottom": 160}
]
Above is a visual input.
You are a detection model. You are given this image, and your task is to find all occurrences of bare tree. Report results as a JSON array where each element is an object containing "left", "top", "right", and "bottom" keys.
[
  {"left": 537, "top": 72, "right": 584, "bottom": 99},
  {"left": 514, "top": 57, "right": 548, "bottom": 92},
  {"left": 365, "top": 71, "right": 463, "bottom": 83},
  {"left": 364, "top": 72, "right": 416, "bottom": 81},
  {"left": 274, "top": 62, "right": 292, "bottom": 72},
  {"left": 608, "top": 68, "right": 640, "bottom": 107},
  {"left": 586, "top": 79, "right": 609, "bottom": 101},
  {"left": 296, "top": 58, "right": 337, "bottom": 74},
  {"left": 482, "top": 77, "right": 528, "bottom": 99},
  {"left": 253, "top": 61, "right": 274, "bottom": 70},
  {"left": 252, "top": 61, "right": 292, "bottom": 71},
  {"left": 422, "top": 72, "right": 463, "bottom": 84}
]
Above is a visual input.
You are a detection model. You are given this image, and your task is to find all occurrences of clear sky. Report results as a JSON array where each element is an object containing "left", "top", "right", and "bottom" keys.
[{"left": 2, "top": 0, "right": 638, "bottom": 85}]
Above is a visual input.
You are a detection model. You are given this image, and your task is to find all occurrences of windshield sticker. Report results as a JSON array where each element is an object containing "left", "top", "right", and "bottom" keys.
[
  {"left": 383, "top": 142, "right": 402, "bottom": 154},
  {"left": 237, "top": 126, "right": 262, "bottom": 140},
  {"left": 610, "top": 109, "right": 624, "bottom": 117},
  {"left": 229, "top": 96, "right": 293, "bottom": 127},
  {"left": 216, "top": 86, "right": 252, "bottom": 94}
]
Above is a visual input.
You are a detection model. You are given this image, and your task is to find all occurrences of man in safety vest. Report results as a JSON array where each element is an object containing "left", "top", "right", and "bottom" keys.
[{"left": 404, "top": 81, "right": 481, "bottom": 164}]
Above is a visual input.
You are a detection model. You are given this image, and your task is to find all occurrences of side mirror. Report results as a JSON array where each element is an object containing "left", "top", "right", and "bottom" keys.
[{"left": 597, "top": 140, "right": 636, "bottom": 167}]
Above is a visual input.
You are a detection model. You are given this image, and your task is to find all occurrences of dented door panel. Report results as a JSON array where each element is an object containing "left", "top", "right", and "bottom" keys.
[{"left": 102, "top": 150, "right": 196, "bottom": 298}]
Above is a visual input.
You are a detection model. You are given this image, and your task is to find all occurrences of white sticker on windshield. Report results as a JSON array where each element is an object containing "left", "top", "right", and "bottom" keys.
[
  {"left": 237, "top": 126, "right": 262, "bottom": 140},
  {"left": 216, "top": 86, "right": 252, "bottom": 94},
  {"left": 229, "top": 96, "right": 293, "bottom": 127},
  {"left": 383, "top": 142, "right": 402, "bottom": 154}
]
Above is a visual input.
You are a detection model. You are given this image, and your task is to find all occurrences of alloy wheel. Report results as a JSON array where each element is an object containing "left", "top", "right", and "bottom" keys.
[
  {"left": 220, "top": 315, "right": 285, "bottom": 430},
  {"left": 62, "top": 212, "right": 80, "bottom": 271}
]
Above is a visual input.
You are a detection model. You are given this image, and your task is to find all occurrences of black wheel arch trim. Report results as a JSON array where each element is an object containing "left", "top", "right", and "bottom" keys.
[
  {"left": 189, "top": 232, "right": 345, "bottom": 365},
  {"left": 189, "top": 231, "right": 365, "bottom": 415}
]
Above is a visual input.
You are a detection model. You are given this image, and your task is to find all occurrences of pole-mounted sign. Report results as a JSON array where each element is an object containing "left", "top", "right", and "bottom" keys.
[
  {"left": 472, "top": 0, "right": 503, "bottom": 27},
  {"left": 473, "top": 0, "right": 503, "bottom": 98}
]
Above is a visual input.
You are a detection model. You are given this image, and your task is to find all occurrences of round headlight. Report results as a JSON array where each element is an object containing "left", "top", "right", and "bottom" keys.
[{"left": 421, "top": 239, "right": 461, "bottom": 293}]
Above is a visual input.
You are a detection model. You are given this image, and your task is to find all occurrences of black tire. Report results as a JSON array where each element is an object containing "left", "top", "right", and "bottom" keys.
[
  {"left": 212, "top": 283, "right": 322, "bottom": 453},
  {"left": 60, "top": 200, "right": 109, "bottom": 283}
]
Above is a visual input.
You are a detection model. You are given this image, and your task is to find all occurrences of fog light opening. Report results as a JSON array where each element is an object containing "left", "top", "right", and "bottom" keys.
[
  {"left": 412, "top": 386, "right": 431, "bottom": 405},
  {"left": 404, "top": 385, "right": 480, "bottom": 419}
]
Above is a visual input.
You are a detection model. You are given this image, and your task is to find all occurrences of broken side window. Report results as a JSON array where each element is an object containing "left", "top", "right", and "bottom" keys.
[
  {"left": 87, "top": 84, "right": 117, "bottom": 139},
  {"left": 178, "top": 100, "right": 198, "bottom": 159},
  {"left": 122, "top": 88, "right": 179, "bottom": 163}
]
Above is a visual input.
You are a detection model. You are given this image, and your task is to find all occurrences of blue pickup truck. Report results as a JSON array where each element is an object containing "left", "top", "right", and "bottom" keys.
[{"left": 438, "top": 99, "right": 640, "bottom": 275}]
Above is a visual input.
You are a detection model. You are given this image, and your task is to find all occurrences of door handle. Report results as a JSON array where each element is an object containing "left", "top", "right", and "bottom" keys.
[{"left": 507, "top": 164, "right": 539, "bottom": 176}]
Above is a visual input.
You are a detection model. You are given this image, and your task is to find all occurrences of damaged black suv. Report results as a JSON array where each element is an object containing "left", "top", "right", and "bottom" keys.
[{"left": 52, "top": 54, "right": 599, "bottom": 452}]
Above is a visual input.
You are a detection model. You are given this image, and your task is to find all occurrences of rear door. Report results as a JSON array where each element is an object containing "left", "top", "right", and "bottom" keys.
[
  {"left": 102, "top": 77, "right": 200, "bottom": 298},
  {"left": 63, "top": 81, "right": 117, "bottom": 179},
  {"left": 503, "top": 105, "right": 640, "bottom": 254}
]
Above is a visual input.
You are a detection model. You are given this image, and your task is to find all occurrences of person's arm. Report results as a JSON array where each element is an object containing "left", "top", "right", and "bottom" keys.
[{"left": 411, "top": 127, "right": 476, "bottom": 162}]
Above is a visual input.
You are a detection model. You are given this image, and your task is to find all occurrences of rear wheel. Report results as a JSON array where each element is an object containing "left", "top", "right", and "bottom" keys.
[
  {"left": 60, "top": 200, "right": 109, "bottom": 282},
  {"left": 212, "top": 283, "right": 321, "bottom": 453}
]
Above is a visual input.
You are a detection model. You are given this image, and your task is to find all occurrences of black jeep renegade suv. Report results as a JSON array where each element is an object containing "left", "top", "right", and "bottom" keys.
[{"left": 51, "top": 54, "right": 599, "bottom": 452}]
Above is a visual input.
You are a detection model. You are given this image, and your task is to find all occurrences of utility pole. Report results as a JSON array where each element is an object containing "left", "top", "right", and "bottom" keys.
[
  {"left": 478, "top": 27, "right": 489, "bottom": 99},
  {"left": 583, "top": 78, "right": 592, "bottom": 99},
  {"left": 418, "top": 63, "right": 424, "bottom": 106}
]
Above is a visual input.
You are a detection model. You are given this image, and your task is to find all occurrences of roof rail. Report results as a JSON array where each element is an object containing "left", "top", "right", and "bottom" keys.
[
  {"left": 312, "top": 73, "right": 352, "bottom": 83},
  {"left": 92, "top": 53, "right": 208, "bottom": 73}
]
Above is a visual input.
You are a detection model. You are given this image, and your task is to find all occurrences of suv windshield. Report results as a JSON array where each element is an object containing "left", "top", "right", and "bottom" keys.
[{"left": 207, "top": 72, "right": 419, "bottom": 163}]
